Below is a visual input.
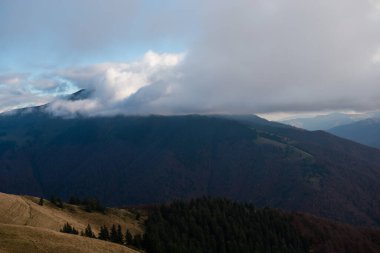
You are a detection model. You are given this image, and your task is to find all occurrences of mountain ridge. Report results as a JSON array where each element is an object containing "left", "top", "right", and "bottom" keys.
[
  {"left": 328, "top": 118, "right": 380, "bottom": 149},
  {"left": 0, "top": 111, "right": 380, "bottom": 227}
]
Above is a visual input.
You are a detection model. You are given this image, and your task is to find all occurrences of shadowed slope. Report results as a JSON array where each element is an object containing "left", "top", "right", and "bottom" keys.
[{"left": 0, "top": 114, "right": 380, "bottom": 227}]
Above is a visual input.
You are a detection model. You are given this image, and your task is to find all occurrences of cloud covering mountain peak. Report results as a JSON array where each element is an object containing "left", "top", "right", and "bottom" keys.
[
  {"left": 2, "top": 1, "right": 380, "bottom": 117},
  {"left": 46, "top": 51, "right": 184, "bottom": 116}
]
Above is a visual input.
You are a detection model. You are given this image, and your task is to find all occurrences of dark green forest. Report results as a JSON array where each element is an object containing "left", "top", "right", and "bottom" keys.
[
  {"left": 144, "top": 198, "right": 310, "bottom": 253},
  {"left": 58, "top": 197, "right": 380, "bottom": 253}
]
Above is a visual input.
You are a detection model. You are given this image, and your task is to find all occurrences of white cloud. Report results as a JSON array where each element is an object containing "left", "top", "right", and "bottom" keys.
[
  {"left": 0, "top": 73, "right": 53, "bottom": 113},
  {"left": 46, "top": 51, "right": 184, "bottom": 116},
  {"left": 171, "top": 0, "right": 380, "bottom": 114},
  {"left": 372, "top": 48, "right": 380, "bottom": 63},
  {"left": 47, "top": 99, "right": 99, "bottom": 116},
  {"left": 370, "top": 0, "right": 380, "bottom": 10},
  {"left": 3, "top": 1, "right": 380, "bottom": 116},
  {"left": 0, "top": 73, "right": 28, "bottom": 86}
]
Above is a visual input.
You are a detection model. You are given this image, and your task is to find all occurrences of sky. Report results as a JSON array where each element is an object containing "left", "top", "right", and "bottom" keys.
[{"left": 2, "top": 0, "right": 380, "bottom": 120}]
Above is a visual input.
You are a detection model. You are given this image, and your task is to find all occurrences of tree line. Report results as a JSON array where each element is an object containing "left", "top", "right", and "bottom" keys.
[
  {"left": 60, "top": 222, "right": 143, "bottom": 249},
  {"left": 38, "top": 195, "right": 106, "bottom": 213},
  {"left": 68, "top": 196, "right": 106, "bottom": 213},
  {"left": 58, "top": 197, "right": 311, "bottom": 252}
]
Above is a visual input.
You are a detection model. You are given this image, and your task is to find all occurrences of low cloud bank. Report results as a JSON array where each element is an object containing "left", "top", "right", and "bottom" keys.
[{"left": 3, "top": 1, "right": 380, "bottom": 117}]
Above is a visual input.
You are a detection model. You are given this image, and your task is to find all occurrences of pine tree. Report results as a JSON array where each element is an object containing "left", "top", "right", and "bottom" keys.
[
  {"left": 98, "top": 225, "right": 110, "bottom": 241},
  {"left": 83, "top": 197, "right": 106, "bottom": 213},
  {"left": 116, "top": 224, "right": 124, "bottom": 244},
  {"left": 57, "top": 198, "right": 64, "bottom": 208},
  {"left": 60, "top": 222, "right": 78, "bottom": 235},
  {"left": 133, "top": 234, "right": 143, "bottom": 249},
  {"left": 50, "top": 195, "right": 56, "bottom": 205},
  {"left": 38, "top": 197, "right": 44, "bottom": 206},
  {"left": 84, "top": 199, "right": 92, "bottom": 212},
  {"left": 85, "top": 224, "right": 95, "bottom": 238},
  {"left": 125, "top": 229, "right": 133, "bottom": 245},
  {"left": 69, "top": 196, "right": 81, "bottom": 205},
  {"left": 110, "top": 224, "right": 118, "bottom": 243}
]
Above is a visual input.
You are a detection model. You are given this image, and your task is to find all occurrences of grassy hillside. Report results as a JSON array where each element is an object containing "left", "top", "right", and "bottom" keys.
[
  {"left": 0, "top": 192, "right": 143, "bottom": 236},
  {"left": 0, "top": 224, "right": 139, "bottom": 253},
  {"left": 0, "top": 192, "right": 143, "bottom": 253}
]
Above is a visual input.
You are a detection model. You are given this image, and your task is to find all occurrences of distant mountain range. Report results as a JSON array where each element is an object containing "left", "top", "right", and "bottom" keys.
[
  {"left": 328, "top": 118, "right": 380, "bottom": 149},
  {"left": 281, "top": 112, "right": 369, "bottom": 130},
  {"left": 281, "top": 112, "right": 380, "bottom": 149},
  {"left": 1, "top": 107, "right": 380, "bottom": 227}
]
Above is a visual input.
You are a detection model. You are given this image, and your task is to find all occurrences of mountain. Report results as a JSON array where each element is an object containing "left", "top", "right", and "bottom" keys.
[
  {"left": 328, "top": 118, "right": 380, "bottom": 149},
  {"left": 66, "top": 89, "right": 94, "bottom": 101},
  {"left": 281, "top": 112, "right": 367, "bottom": 130},
  {"left": 1, "top": 111, "right": 380, "bottom": 227}
]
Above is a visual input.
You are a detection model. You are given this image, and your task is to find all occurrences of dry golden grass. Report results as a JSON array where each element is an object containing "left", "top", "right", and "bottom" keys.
[
  {"left": 0, "top": 224, "right": 140, "bottom": 253},
  {"left": 0, "top": 192, "right": 145, "bottom": 253},
  {"left": 0, "top": 192, "right": 143, "bottom": 235}
]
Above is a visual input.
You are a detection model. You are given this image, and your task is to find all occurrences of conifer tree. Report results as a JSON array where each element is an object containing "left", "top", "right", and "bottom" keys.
[
  {"left": 57, "top": 198, "right": 63, "bottom": 208},
  {"left": 133, "top": 234, "right": 143, "bottom": 249},
  {"left": 110, "top": 224, "right": 118, "bottom": 243},
  {"left": 85, "top": 224, "right": 95, "bottom": 238},
  {"left": 38, "top": 197, "right": 44, "bottom": 206},
  {"left": 98, "top": 225, "right": 110, "bottom": 241},
  {"left": 60, "top": 222, "right": 78, "bottom": 235},
  {"left": 125, "top": 229, "right": 133, "bottom": 245},
  {"left": 50, "top": 195, "right": 56, "bottom": 205},
  {"left": 69, "top": 196, "right": 81, "bottom": 205},
  {"left": 116, "top": 224, "right": 124, "bottom": 244}
]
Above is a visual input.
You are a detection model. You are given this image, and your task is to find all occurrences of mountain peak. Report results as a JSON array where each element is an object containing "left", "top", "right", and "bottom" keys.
[{"left": 65, "top": 89, "right": 94, "bottom": 101}]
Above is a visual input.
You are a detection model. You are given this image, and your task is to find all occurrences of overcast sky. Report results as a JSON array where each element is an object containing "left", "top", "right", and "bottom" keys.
[{"left": 1, "top": 0, "right": 380, "bottom": 119}]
